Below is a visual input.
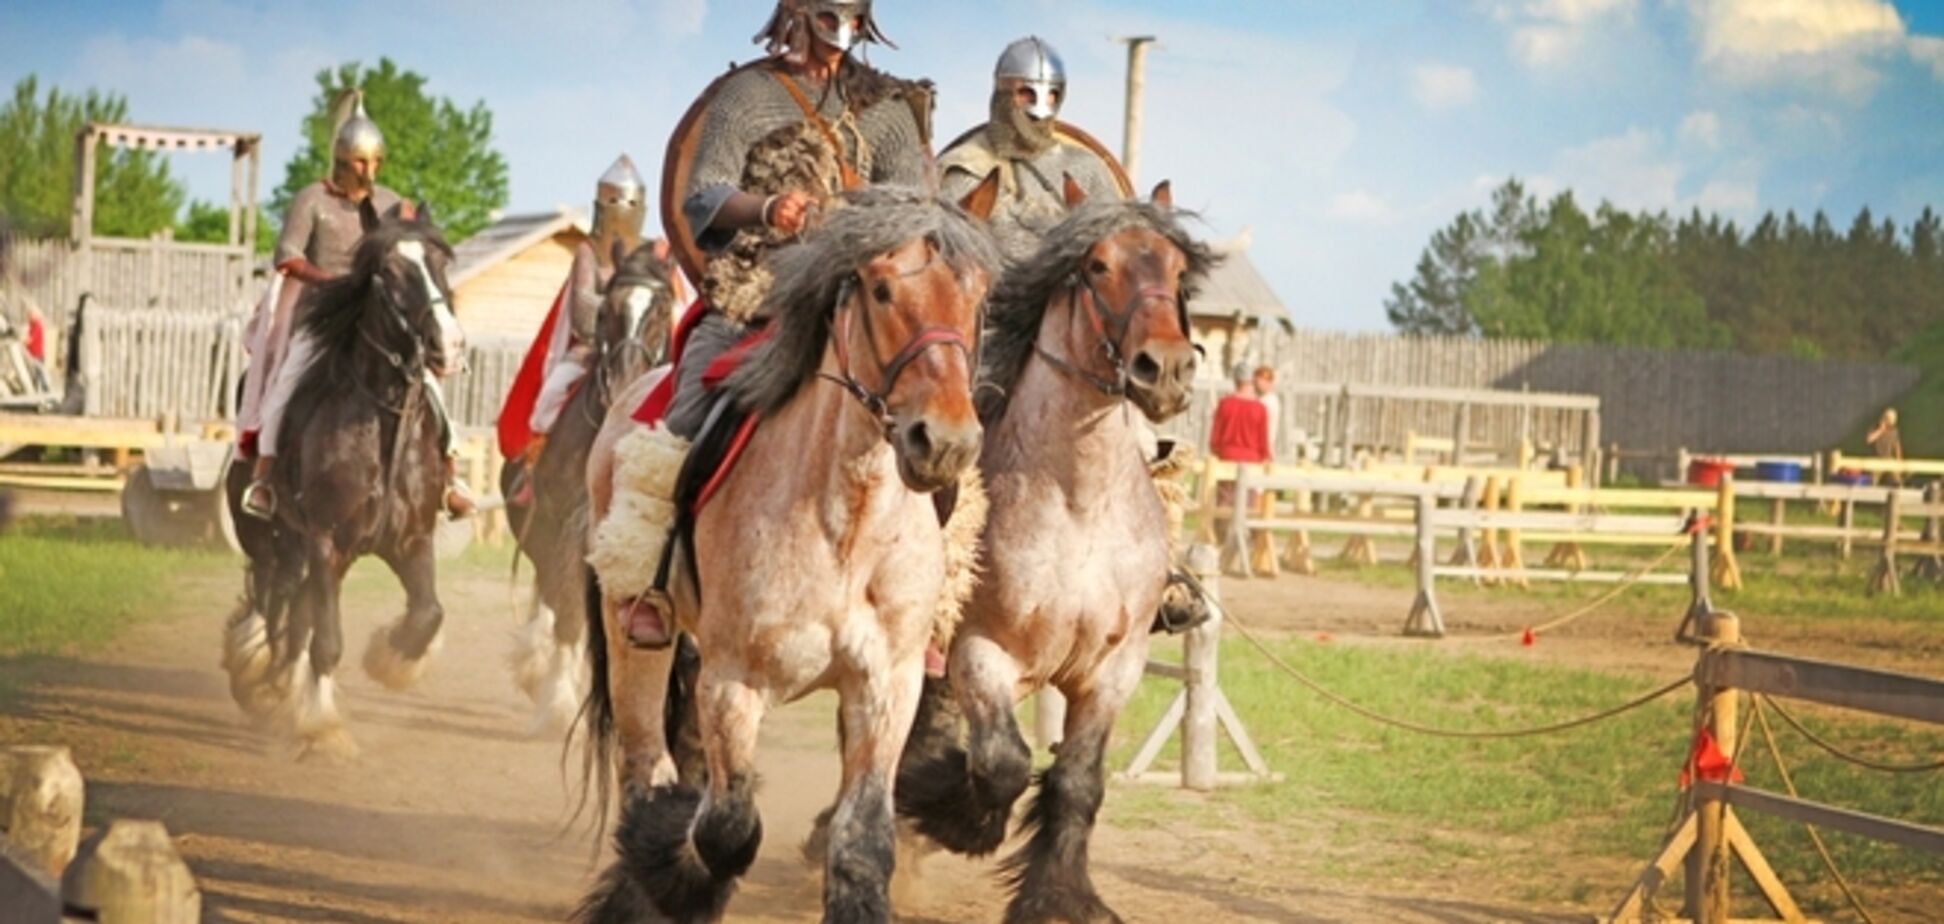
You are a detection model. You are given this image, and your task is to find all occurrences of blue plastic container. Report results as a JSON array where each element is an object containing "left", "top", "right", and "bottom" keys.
[{"left": 1755, "top": 461, "right": 1804, "bottom": 483}]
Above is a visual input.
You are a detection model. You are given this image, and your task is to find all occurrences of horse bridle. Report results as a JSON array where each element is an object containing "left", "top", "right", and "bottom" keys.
[
  {"left": 820, "top": 271, "right": 980, "bottom": 439},
  {"left": 1033, "top": 262, "right": 1190, "bottom": 399},
  {"left": 586, "top": 276, "right": 672, "bottom": 423}
]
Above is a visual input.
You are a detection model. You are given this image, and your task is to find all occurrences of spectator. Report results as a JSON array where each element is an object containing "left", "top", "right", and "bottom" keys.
[
  {"left": 1866, "top": 407, "right": 1904, "bottom": 487},
  {"left": 1209, "top": 367, "right": 1270, "bottom": 464},
  {"left": 1252, "top": 365, "right": 1280, "bottom": 458}
]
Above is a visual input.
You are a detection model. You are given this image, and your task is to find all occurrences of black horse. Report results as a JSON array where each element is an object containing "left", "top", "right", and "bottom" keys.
[
  {"left": 222, "top": 200, "right": 462, "bottom": 760},
  {"left": 502, "top": 240, "right": 680, "bottom": 736}
]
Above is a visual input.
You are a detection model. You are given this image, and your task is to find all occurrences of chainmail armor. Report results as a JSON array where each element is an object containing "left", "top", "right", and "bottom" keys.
[{"left": 939, "top": 134, "right": 1122, "bottom": 263}]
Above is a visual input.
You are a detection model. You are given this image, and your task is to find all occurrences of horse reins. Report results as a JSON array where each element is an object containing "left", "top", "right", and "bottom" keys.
[
  {"left": 820, "top": 271, "right": 980, "bottom": 439},
  {"left": 1033, "top": 269, "right": 1180, "bottom": 399}
]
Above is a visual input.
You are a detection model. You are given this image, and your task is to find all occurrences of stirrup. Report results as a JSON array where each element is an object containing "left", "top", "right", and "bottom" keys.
[
  {"left": 242, "top": 480, "right": 277, "bottom": 521},
  {"left": 622, "top": 591, "right": 675, "bottom": 650},
  {"left": 1150, "top": 568, "right": 1212, "bottom": 635}
]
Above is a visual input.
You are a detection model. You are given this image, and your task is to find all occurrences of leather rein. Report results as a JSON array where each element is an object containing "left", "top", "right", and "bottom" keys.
[
  {"left": 1034, "top": 268, "right": 1181, "bottom": 399},
  {"left": 820, "top": 271, "right": 979, "bottom": 440}
]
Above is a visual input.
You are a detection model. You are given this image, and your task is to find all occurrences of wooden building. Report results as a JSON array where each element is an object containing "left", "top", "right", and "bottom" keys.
[
  {"left": 449, "top": 208, "right": 587, "bottom": 345},
  {"left": 1186, "top": 231, "right": 1291, "bottom": 383}
]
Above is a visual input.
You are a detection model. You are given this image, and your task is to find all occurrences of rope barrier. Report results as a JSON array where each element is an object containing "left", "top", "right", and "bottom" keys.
[
  {"left": 1751, "top": 696, "right": 1880, "bottom": 924},
  {"left": 1218, "top": 600, "right": 1692, "bottom": 740},
  {"left": 1445, "top": 539, "right": 1687, "bottom": 643},
  {"left": 1762, "top": 694, "right": 1944, "bottom": 774}
]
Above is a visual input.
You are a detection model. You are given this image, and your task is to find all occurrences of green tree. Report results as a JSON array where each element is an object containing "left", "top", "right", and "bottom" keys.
[
  {"left": 0, "top": 76, "right": 185, "bottom": 238},
  {"left": 272, "top": 59, "right": 509, "bottom": 243},
  {"left": 1384, "top": 179, "right": 1538, "bottom": 335},
  {"left": 174, "top": 199, "right": 276, "bottom": 253}
]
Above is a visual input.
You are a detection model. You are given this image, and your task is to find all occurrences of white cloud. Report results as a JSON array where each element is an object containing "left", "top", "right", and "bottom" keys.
[
  {"left": 1696, "top": 177, "right": 1759, "bottom": 214},
  {"left": 654, "top": 0, "right": 709, "bottom": 36},
  {"left": 1328, "top": 190, "right": 1394, "bottom": 224},
  {"left": 1911, "top": 35, "right": 1944, "bottom": 82},
  {"left": 1679, "top": 110, "right": 1721, "bottom": 149},
  {"left": 1495, "top": 0, "right": 1638, "bottom": 68},
  {"left": 1689, "top": 0, "right": 1908, "bottom": 100},
  {"left": 1554, "top": 127, "right": 1682, "bottom": 211},
  {"left": 1412, "top": 64, "right": 1479, "bottom": 110}
]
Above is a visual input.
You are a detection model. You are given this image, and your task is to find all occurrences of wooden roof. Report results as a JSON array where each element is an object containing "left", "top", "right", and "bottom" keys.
[
  {"left": 1191, "top": 231, "right": 1290, "bottom": 328},
  {"left": 450, "top": 208, "right": 587, "bottom": 288}
]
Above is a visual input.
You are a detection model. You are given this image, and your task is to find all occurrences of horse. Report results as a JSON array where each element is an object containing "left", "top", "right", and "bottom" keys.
[
  {"left": 574, "top": 185, "right": 1002, "bottom": 923},
  {"left": 894, "top": 185, "right": 1213, "bottom": 923},
  {"left": 502, "top": 241, "right": 681, "bottom": 737},
  {"left": 220, "top": 199, "right": 465, "bottom": 761}
]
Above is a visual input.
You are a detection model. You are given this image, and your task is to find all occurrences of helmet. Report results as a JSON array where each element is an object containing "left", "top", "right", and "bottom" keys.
[
  {"left": 995, "top": 36, "right": 1065, "bottom": 122},
  {"left": 754, "top": 0, "right": 892, "bottom": 58},
  {"left": 330, "top": 93, "right": 386, "bottom": 194},
  {"left": 590, "top": 154, "right": 646, "bottom": 270}
]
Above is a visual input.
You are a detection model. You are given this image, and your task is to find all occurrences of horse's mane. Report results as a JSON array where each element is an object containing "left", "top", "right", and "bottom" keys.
[
  {"left": 724, "top": 187, "right": 1002, "bottom": 416},
  {"left": 298, "top": 218, "right": 453, "bottom": 356},
  {"left": 975, "top": 200, "right": 1219, "bottom": 424}
]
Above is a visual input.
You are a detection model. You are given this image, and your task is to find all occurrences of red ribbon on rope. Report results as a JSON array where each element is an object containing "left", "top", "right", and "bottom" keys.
[{"left": 1678, "top": 728, "right": 1745, "bottom": 789}]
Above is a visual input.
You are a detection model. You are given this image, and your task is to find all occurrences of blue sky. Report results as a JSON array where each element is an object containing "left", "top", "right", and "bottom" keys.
[{"left": 4, "top": 0, "right": 1944, "bottom": 332}]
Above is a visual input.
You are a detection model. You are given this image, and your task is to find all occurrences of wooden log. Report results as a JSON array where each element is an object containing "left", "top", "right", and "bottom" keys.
[
  {"left": 61, "top": 819, "right": 200, "bottom": 924},
  {"left": 0, "top": 746, "right": 84, "bottom": 877},
  {"left": 1870, "top": 491, "right": 1901, "bottom": 597},
  {"left": 1688, "top": 612, "right": 1740, "bottom": 922},
  {"left": 1182, "top": 545, "right": 1221, "bottom": 791}
]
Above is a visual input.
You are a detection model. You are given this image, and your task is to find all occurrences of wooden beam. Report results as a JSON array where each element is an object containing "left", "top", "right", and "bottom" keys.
[
  {"left": 1698, "top": 649, "right": 1944, "bottom": 725},
  {"left": 1695, "top": 781, "right": 1944, "bottom": 855}
]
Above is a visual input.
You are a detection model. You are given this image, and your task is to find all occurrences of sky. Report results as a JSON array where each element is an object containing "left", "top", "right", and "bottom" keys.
[{"left": 4, "top": 0, "right": 1944, "bottom": 332}]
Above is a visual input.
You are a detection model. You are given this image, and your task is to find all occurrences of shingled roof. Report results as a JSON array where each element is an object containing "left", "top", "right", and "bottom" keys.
[
  {"left": 449, "top": 208, "right": 586, "bottom": 287},
  {"left": 1190, "top": 230, "right": 1290, "bottom": 327}
]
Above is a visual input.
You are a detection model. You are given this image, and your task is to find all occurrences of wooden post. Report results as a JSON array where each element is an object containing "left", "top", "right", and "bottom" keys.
[
  {"left": 1687, "top": 612, "right": 1741, "bottom": 923},
  {"left": 1404, "top": 493, "right": 1445, "bottom": 637},
  {"left": 0, "top": 746, "right": 84, "bottom": 877},
  {"left": 1839, "top": 493, "right": 1857, "bottom": 561},
  {"left": 1118, "top": 36, "right": 1156, "bottom": 185},
  {"left": 1448, "top": 475, "right": 1481, "bottom": 570},
  {"left": 1452, "top": 402, "right": 1471, "bottom": 467},
  {"left": 1870, "top": 490, "right": 1902, "bottom": 597},
  {"left": 1477, "top": 476, "right": 1503, "bottom": 583},
  {"left": 61, "top": 820, "right": 200, "bottom": 923},
  {"left": 1502, "top": 477, "right": 1528, "bottom": 588},
  {"left": 1711, "top": 475, "right": 1741, "bottom": 591},
  {"left": 1182, "top": 546, "right": 1221, "bottom": 791},
  {"left": 1768, "top": 496, "right": 1785, "bottom": 556}
]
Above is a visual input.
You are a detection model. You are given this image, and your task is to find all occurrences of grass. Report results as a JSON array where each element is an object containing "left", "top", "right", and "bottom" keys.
[
  {"left": 1109, "top": 634, "right": 1943, "bottom": 905},
  {"left": 0, "top": 517, "right": 234, "bottom": 657}
]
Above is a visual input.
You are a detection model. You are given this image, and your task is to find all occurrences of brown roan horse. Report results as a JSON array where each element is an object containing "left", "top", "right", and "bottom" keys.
[
  {"left": 896, "top": 185, "right": 1214, "bottom": 923},
  {"left": 222, "top": 201, "right": 466, "bottom": 761},
  {"left": 503, "top": 241, "right": 680, "bottom": 737},
  {"left": 575, "top": 186, "right": 1001, "bottom": 923}
]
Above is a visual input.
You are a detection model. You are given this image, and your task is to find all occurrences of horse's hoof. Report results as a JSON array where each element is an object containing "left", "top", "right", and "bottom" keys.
[
  {"left": 362, "top": 623, "right": 442, "bottom": 692},
  {"left": 221, "top": 608, "right": 274, "bottom": 685},
  {"left": 296, "top": 727, "right": 361, "bottom": 764}
]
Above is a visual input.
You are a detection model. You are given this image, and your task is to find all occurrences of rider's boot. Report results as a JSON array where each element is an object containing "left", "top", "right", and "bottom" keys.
[
  {"left": 1150, "top": 568, "right": 1212, "bottom": 635},
  {"left": 443, "top": 455, "right": 477, "bottom": 519},
  {"left": 242, "top": 455, "right": 276, "bottom": 520},
  {"left": 510, "top": 433, "right": 547, "bottom": 507}
]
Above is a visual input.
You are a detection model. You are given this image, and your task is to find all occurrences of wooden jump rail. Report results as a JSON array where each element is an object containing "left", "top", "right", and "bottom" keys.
[
  {"left": 1, "top": 745, "right": 201, "bottom": 921},
  {"left": 1829, "top": 448, "right": 1944, "bottom": 480},
  {"left": 1867, "top": 483, "right": 1944, "bottom": 596},
  {"left": 1676, "top": 448, "right": 1824, "bottom": 485},
  {"left": 1607, "top": 608, "right": 1944, "bottom": 923}
]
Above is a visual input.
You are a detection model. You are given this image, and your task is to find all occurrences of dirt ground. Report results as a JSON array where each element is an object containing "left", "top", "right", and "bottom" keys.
[{"left": 5, "top": 541, "right": 1938, "bottom": 922}]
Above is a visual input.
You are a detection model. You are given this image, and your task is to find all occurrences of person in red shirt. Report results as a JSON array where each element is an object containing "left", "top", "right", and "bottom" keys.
[{"left": 1209, "top": 368, "right": 1271, "bottom": 463}]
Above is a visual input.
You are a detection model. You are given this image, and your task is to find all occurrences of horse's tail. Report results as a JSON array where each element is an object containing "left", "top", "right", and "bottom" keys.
[{"left": 570, "top": 568, "right": 617, "bottom": 842}]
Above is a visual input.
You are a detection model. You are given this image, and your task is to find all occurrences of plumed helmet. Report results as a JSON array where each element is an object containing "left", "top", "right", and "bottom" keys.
[{"left": 995, "top": 36, "right": 1065, "bottom": 121}]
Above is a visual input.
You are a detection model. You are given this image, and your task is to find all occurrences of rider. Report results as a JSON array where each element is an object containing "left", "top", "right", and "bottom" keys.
[
  {"left": 609, "top": 0, "right": 933, "bottom": 647},
  {"left": 519, "top": 155, "right": 648, "bottom": 473},
  {"left": 942, "top": 38, "right": 1210, "bottom": 634},
  {"left": 939, "top": 36, "right": 1125, "bottom": 263},
  {"left": 240, "top": 95, "right": 474, "bottom": 520}
]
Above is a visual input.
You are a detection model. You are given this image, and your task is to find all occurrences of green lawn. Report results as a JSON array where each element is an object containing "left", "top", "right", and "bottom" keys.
[
  {"left": 1110, "top": 634, "right": 1944, "bottom": 909},
  {"left": 0, "top": 517, "right": 234, "bottom": 657}
]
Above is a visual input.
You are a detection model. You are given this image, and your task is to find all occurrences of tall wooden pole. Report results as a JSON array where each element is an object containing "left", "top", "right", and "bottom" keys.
[{"left": 1118, "top": 36, "right": 1157, "bottom": 185}]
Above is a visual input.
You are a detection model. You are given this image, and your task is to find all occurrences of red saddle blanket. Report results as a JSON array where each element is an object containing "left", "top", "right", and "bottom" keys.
[{"left": 632, "top": 300, "right": 772, "bottom": 513}]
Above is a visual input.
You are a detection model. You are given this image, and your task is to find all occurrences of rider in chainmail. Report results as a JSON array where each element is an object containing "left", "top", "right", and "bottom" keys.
[
  {"left": 604, "top": 0, "right": 932, "bottom": 649},
  {"left": 940, "top": 36, "right": 1125, "bottom": 264},
  {"left": 662, "top": 0, "right": 931, "bottom": 439}
]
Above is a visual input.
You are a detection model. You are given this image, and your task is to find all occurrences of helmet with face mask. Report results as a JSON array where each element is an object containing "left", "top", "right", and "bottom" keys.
[
  {"left": 590, "top": 154, "right": 646, "bottom": 270},
  {"left": 753, "top": 0, "right": 893, "bottom": 60},
  {"left": 330, "top": 92, "right": 386, "bottom": 197},
  {"left": 987, "top": 36, "right": 1066, "bottom": 156}
]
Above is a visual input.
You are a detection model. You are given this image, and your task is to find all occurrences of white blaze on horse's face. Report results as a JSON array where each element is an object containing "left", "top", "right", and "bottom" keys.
[
  {"left": 624, "top": 286, "right": 655, "bottom": 338},
  {"left": 396, "top": 239, "right": 466, "bottom": 374}
]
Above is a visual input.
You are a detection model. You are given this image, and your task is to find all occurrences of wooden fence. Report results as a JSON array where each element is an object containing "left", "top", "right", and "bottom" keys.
[
  {"left": 1609, "top": 609, "right": 1944, "bottom": 923},
  {"left": 2, "top": 230, "right": 249, "bottom": 328},
  {"left": 77, "top": 306, "right": 247, "bottom": 421},
  {"left": 1205, "top": 328, "right": 1918, "bottom": 475}
]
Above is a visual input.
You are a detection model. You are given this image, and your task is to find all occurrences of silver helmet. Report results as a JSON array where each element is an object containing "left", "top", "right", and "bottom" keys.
[
  {"left": 330, "top": 92, "right": 386, "bottom": 194},
  {"left": 590, "top": 154, "right": 646, "bottom": 270},
  {"left": 995, "top": 36, "right": 1065, "bottom": 122}
]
